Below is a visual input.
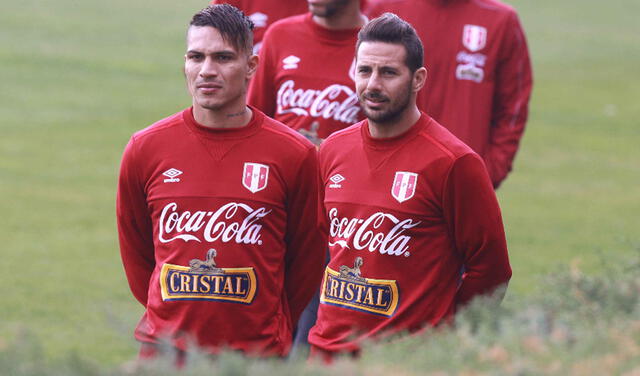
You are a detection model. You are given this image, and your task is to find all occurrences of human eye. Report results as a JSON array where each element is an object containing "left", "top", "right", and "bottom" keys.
[
  {"left": 357, "top": 66, "right": 371, "bottom": 74},
  {"left": 382, "top": 68, "right": 398, "bottom": 76},
  {"left": 216, "top": 53, "right": 235, "bottom": 62},
  {"left": 187, "top": 52, "right": 203, "bottom": 61}
]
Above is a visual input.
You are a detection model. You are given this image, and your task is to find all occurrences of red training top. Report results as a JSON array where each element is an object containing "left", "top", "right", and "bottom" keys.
[
  {"left": 248, "top": 13, "right": 364, "bottom": 145},
  {"left": 116, "top": 107, "right": 325, "bottom": 356},
  {"left": 366, "top": 0, "right": 533, "bottom": 187},
  {"left": 308, "top": 113, "right": 511, "bottom": 354}
]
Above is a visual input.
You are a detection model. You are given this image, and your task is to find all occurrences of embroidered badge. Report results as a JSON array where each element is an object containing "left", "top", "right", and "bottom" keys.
[
  {"left": 462, "top": 24, "right": 487, "bottom": 52},
  {"left": 242, "top": 162, "right": 269, "bottom": 193},
  {"left": 391, "top": 171, "right": 418, "bottom": 203}
]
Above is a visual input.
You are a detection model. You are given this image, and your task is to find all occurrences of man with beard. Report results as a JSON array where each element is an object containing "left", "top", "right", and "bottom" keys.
[
  {"left": 365, "top": 0, "right": 533, "bottom": 189},
  {"left": 307, "top": 13, "right": 511, "bottom": 361},
  {"left": 209, "top": 0, "right": 309, "bottom": 54},
  {"left": 117, "top": 5, "right": 325, "bottom": 362},
  {"left": 248, "top": 0, "right": 367, "bottom": 146}
]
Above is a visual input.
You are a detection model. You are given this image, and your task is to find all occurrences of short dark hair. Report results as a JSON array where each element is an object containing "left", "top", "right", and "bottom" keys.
[
  {"left": 189, "top": 4, "right": 254, "bottom": 55},
  {"left": 357, "top": 13, "right": 424, "bottom": 72}
]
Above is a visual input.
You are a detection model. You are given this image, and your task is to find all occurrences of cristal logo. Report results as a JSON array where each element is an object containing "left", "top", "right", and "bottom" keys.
[
  {"left": 327, "top": 208, "right": 421, "bottom": 257},
  {"left": 276, "top": 80, "right": 360, "bottom": 124},
  {"left": 158, "top": 202, "right": 271, "bottom": 245}
]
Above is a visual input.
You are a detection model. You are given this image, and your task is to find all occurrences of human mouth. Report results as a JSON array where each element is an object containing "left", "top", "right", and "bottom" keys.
[
  {"left": 362, "top": 93, "right": 388, "bottom": 108},
  {"left": 197, "top": 82, "right": 222, "bottom": 94}
]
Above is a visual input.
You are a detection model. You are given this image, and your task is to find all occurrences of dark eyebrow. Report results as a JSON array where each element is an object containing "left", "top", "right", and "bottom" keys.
[{"left": 186, "top": 49, "right": 237, "bottom": 56}]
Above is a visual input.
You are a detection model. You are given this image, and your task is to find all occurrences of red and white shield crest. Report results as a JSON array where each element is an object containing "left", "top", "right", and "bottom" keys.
[
  {"left": 391, "top": 171, "right": 418, "bottom": 203},
  {"left": 462, "top": 24, "right": 487, "bottom": 52},
  {"left": 242, "top": 163, "right": 269, "bottom": 193}
]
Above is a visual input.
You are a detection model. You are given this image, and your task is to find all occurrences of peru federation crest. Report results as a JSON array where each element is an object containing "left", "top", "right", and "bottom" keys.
[
  {"left": 243, "top": 163, "right": 269, "bottom": 193},
  {"left": 391, "top": 171, "right": 418, "bottom": 203},
  {"left": 462, "top": 24, "right": 487, "bottom": 52}
]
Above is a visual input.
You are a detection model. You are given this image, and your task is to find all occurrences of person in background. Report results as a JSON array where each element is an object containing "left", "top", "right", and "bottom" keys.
[
  {"left": 248, "top": 0, "right": 368, "bottom": 146},
  {"left": 308, "top": 13, "right": 512, "bottom": 361},
  {"left": 116, "top": 4, "right": 325, "bottom": 364},
  {"left": 366, "top": 0, "right": 533, "bottom": 188}
]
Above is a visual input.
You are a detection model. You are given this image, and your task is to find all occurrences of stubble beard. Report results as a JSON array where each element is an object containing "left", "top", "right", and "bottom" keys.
[
  {"left": 310, "top": 0, "right": 349, "bottom": 18},
  {"left": 360, "top": 82, "right": 412, "bottom": 126}
]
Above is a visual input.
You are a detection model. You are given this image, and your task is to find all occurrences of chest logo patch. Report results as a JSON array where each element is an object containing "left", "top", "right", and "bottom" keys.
[
  {"left": 249, "top": 12, "right": 267, "bottom": 28},
  {"left": 320, "top": 257, "right": 399, "bottom": 317},
  {"left": 391, "top": 171, "right": 418, "bottom": 203},
  {"left": 243, "top": 163, "right": 269, "bottom": 193},
  {"left": 282, "top": 55, "right": 300, "bottom": 70},
  {"left": 160, "top": 248, "right": 257, "bottom": 304},
  {"left": 329, "top": 173, "right": 345, "bottom": 188},
  {"left": 163, "top": 168, "right": 182, "bottom": 183},
  {"left": 462, "top": 24, "right": 487, "bottom": 52}
]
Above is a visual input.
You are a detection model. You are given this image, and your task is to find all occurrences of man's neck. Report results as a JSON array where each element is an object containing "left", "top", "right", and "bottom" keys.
[
  {"left": 312, "top": 3, "right": 366, "bottom": 30},
  {"left": 192, "top": 104, "right": 252, "bottom": 129},
  {"left": 368, "top": 106, "right": 421, "bottom": 139}
]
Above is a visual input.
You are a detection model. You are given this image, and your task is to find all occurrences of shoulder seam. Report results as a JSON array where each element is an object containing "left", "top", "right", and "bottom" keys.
[
  {"left": 263, "top": 125, "right": 312, "bottom": 152},
  {"left": 417, "top": 130, "right": 456, "bottom": 160},
  {"left": 133, "top": 113, "right": 183, "bottom": 141}
]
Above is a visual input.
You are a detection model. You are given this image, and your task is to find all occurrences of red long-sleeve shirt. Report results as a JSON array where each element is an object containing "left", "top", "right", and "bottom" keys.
[
  {"left": 366, "top": 0, "right": 533, "bottom": 187},
  {"left": 308, "top": 113, "right": 511, "bottom": 354},
  {"left": 116, "top": 107, "right": 325, "bottom": 356},
  {"left": 248, "top": 13, "right": 364, "bottom": 144}
]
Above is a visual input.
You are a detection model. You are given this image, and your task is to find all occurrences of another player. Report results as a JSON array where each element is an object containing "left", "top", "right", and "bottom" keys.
[
  {"left": 366, "top": 0, "right": 533, "bottom": 188},
  {"left": 116, "top": 5, "right": 325, "bottom": 362},
  {"left": 308, "top": 13, "right": 512, "bottom": 360},
  {"left": 248, "top": 0, "right": 367, "bottom": 145}
]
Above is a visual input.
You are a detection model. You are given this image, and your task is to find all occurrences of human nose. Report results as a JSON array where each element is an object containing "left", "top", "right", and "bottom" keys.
[
  {"left": 199, "top": 57, "right": 218, "bottom": 78},
  {"left": 365, "top": 71, "right": 383, "bottom": 92}
]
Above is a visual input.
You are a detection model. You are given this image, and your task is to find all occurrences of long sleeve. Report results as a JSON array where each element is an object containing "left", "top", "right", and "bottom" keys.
[
  {"left": 442, "top": 153, "right": 512, "bottom": 307},
  {"left": 283, "top": 146, "right": 326, "bottom": 325},
  {"left": 485, "top": 12, "right": 533, "bottom": 188},
  {"left": 247, "top": 27, "right": 278, "bottom": 117},
  {"left": 116, "top": 137, "right": 155, "bottom": 306}
]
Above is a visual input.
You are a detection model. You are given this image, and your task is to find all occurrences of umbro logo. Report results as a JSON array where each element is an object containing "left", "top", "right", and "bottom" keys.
[
  {"left": 249, "top": 12, "right": 268, "bottom": 28},
  {"left": 329, "top": 174, "right": 345, "bottom": 188},
  {"left": 282, "top": 55, "right": 300, "bottom": 70},
  {"left": 163, "top": 168, "right": 183, "bottom": 183}
]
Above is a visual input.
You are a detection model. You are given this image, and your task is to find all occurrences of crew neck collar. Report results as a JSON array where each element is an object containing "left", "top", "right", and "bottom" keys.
[
  {"left": 304, "top": 13, "right": 362, "bottom": 43},
  {"left": 361, "top": 112, "right": 431, "bottom": 149},
  {"left": 182, "top": 106, "right": 263, "bottom": 140}
]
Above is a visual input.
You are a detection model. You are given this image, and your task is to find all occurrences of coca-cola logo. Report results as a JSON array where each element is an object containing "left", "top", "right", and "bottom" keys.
[
  {"left": 327, "top": 208, "right": 421, "bottom": 257},
  {"left": 276, "top": 80, "right": 360, "bottom": 124},
  {"left": 158, "top": 202, "right": 271, "bottom": 245},
  {"left": 456, "top": 51, "right": 487, "bottom": 67}
]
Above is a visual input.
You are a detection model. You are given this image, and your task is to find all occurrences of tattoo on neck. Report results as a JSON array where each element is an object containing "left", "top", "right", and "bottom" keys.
[{"left": 227, "top": 109, "right": 246, "bottom": 118}]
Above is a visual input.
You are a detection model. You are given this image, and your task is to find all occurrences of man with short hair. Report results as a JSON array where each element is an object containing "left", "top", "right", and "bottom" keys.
[
  {"left": 366, "top": 0, "right": 533, "bottom": 188},
  {"left": 248, "top": 0, "right": 368, "bottom": 146},
  {"left": 117, "top": 4, "right": 325, "bottom": 360},
  {"left": 308, "top": 13, "right": 511, "bottom": 360}
]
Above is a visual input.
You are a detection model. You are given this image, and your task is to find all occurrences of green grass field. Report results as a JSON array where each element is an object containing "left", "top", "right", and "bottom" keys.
[{"left": 1, "top": 0, "right": 639, "bottom": 369}]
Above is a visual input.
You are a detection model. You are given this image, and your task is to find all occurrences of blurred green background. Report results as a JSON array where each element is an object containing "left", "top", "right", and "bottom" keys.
[{"left": 1, "top": 0, "right": 638, "bottom": 367}]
